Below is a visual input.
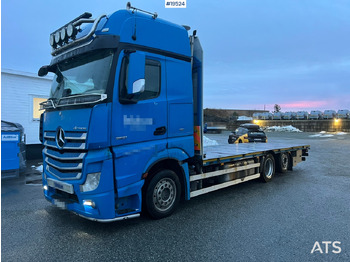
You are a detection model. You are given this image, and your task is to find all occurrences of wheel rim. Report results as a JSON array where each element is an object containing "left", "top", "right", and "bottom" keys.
[
  {"left": 153, "top": 178, "right": 176, "bottom": 212},
  {"left": 281, "top": 154, "right": 288, "bottom": 169},
  {"left": 264, "top": 158, "right": 274, "bottom": 178}
]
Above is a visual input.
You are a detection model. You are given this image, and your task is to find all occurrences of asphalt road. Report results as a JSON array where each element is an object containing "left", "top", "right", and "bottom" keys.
[{"left": 2, "top": 131, "right": 350, "bottom": 262}]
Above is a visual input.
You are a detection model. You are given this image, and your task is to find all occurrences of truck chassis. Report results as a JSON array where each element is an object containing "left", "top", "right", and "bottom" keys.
[{"left": 190, "top": 142, "right": 309, "bottom": 198}]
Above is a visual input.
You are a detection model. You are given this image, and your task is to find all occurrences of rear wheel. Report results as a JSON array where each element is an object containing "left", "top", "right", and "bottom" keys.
[
  {"left": 276, "top": 152, "right": 290, "bottom": 173},
  {"left": 260, "top": 154, "right": 275, "bottom": 182},
  {"left": 145, "top": 170, "right": 181, "bottom": 219}
]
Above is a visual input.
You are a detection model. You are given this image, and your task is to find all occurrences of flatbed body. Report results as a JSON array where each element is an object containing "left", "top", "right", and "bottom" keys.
[
  {"left": 203, "top": 142, "right": 310, "bottom": 166},
  {"left": 187, "top": 141, "right": 310, "bottom": 198}
]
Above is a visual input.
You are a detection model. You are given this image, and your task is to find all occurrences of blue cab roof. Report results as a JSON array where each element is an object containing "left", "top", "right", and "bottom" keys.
[{"left": 97, "top": 10, "right": 191, "bottom": 57}]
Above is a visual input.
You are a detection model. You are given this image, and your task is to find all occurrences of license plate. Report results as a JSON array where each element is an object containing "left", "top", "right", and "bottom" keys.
[
  {"left": 53, "top": 199, "right": 67, "bottom": 209},
  {"left": 47, "top": 178, "right": 74, "bottom": 194},
  {"left": 255, "top": 138, "right": 262, "bottom": 141}
]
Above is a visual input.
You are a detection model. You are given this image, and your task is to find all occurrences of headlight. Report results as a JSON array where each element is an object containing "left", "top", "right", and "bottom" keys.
[{"left": 80, "top": 172, "right": 101, "bottom": 192}]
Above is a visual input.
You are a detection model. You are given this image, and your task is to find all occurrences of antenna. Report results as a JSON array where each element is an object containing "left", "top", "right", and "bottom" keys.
[{"left": 126, "top": 2, "right": 158, "bottom": 19}]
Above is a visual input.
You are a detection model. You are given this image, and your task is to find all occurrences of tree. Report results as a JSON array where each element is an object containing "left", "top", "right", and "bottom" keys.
[
  {"left": 274, "top": 104, "right": 281, "bottom": 113},
  {"left": 231, "top": 112, "right": 239, "bottom": 120}
]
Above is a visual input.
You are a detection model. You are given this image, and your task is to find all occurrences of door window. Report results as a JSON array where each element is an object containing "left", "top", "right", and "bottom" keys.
[{"left": 119, "top": 56, "right": 161, "bottom": 102}]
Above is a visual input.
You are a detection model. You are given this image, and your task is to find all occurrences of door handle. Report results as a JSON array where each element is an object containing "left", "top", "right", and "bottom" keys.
[{"left": 154, "top": 126, "right": 166, "bottom": 136}]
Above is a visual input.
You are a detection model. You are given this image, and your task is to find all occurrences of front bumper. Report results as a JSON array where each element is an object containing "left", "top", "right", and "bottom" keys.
[
  {"left": 44, "top": 187, "right": 117, "bottom": 219},
  {"left": 76, "top": 213, "right": 140, "bottom": 223},
  {"left": 43, "top": 178, "right": 143, "bottom": 222},
  {"left": 42, "top": 148, "right": 143, "bottom": 222}
]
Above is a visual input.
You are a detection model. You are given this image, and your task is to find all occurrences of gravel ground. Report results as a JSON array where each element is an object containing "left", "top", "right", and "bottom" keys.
[{"left": 2, "top": 131, "right": 350, "bottom": 262}]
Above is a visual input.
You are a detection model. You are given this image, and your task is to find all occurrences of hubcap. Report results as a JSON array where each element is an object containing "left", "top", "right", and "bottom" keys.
[
  {"left": 153, "top": 178, "right": 176, "bottom": 212},
  {"left": 281, "top": 154, "right": 288, "bottom": 169},
  {"left": 264, "top": 158, "right": 274, "bottom": 178}
]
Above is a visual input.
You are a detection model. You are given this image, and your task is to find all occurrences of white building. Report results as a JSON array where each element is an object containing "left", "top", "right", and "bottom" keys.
[{"left": 2, "top": 69, "right": 52, "bottom": 157}]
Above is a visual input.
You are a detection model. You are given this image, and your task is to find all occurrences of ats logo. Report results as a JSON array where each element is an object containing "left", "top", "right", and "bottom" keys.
[{"left": 311, "top": 241, "right": 342, "bottom": 254}]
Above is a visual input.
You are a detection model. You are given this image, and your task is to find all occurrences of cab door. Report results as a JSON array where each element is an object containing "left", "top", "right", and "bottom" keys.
[{"left": 112, "top": 50, "right": 167, "bottom": 146}]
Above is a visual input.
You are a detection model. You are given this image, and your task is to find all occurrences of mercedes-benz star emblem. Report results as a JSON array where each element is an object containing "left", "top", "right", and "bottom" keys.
[{"left": 56, "top": 127, "right": 66, "bottom": 149}]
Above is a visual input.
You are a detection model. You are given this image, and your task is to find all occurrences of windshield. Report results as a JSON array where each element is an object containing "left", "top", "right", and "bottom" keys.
[{"left": 50, "top": 49, "right": 114, "bottom": 100}]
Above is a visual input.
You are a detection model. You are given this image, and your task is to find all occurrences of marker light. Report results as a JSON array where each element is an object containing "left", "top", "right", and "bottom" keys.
[
  {"left": 55, "top": 31, "right": 61, "bottom": 45},
  {"left": 43, "top": 185, "right": 48, "bottom": 191},
  {"left": 60, "top": 27, "right": 67, "bottom": 43}
]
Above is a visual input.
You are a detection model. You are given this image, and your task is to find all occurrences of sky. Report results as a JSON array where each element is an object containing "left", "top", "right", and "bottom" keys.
[{"left": 2, "top": 0, "right": 350, "bottom": 112}]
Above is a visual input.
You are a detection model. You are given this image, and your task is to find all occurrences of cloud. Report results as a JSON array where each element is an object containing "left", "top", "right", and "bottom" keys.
[{"left": 280, "top": 101, "right": 329, "bottom": 110}]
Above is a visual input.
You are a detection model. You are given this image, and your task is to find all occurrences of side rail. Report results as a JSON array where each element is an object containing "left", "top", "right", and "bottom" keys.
[{"left": 190, "top": 158, "right": 260, "bottom": 198}]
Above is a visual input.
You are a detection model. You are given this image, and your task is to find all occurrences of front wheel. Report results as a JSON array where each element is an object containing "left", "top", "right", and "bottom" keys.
[
  {"left": 145, "top": 170, "right": 181, "bottom": 219},
  {"left": 260, "top": 154, "right": 275, "bottom": 182}
]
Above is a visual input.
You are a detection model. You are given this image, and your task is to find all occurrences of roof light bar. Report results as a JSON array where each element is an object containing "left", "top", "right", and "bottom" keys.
[
  {"left": 50, "top": 13, "right": 107, "bottom": 56},
  {"left": 49, "top": 12, "right": 93, "bottom": 48},
  {"left": 50, "top": 14, "right": 90, "bottom": 48}
]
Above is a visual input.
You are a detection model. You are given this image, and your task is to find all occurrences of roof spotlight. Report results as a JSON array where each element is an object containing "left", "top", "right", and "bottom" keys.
[
  {"left": 60, "top": 27, "right": 67, "bottom": 43},
  {"left": 55, "top": 31, "right": 61, "bottom": 45},
  {"left": 49, "top": 34, "right": 55, "bottom": 47},
  {"left": 67, "top": 23, "right": 77, "bottom": 38}
]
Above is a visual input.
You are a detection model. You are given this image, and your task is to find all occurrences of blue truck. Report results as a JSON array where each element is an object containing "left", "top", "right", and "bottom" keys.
[{"left": 38, "top": 3, "right": 309, "bottom": 222}]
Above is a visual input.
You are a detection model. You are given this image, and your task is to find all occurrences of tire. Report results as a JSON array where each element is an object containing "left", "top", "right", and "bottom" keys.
[
  {"left": 276, "top": 152, "right": 290, "bottom": 173},
  {"left": 260, "top": 154, "right": 275, "bottom": 182},
  {"left": 145, "top": 169, "right": 181, "bottom": 219}
]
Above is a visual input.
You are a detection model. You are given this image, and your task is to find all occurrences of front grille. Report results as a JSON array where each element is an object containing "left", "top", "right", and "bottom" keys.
[{"left": 43, "top": 131, "right": 87, "bottom": 180}]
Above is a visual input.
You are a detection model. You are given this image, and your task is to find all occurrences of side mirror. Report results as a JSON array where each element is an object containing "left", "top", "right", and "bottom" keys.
[
  {"left": 127, "top": 52, "right": 145, "bottom": 95},
  {"left": 131, "top": 79, "right": 145, "bottom": 93},
  {"left": 38, "top": 65, "right": 50, "bottom": 77}
]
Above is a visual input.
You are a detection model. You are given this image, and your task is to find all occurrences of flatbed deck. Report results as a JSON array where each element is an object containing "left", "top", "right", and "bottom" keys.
[{"left": 203, "top": 142, "right": 310, "bottom": 166}]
